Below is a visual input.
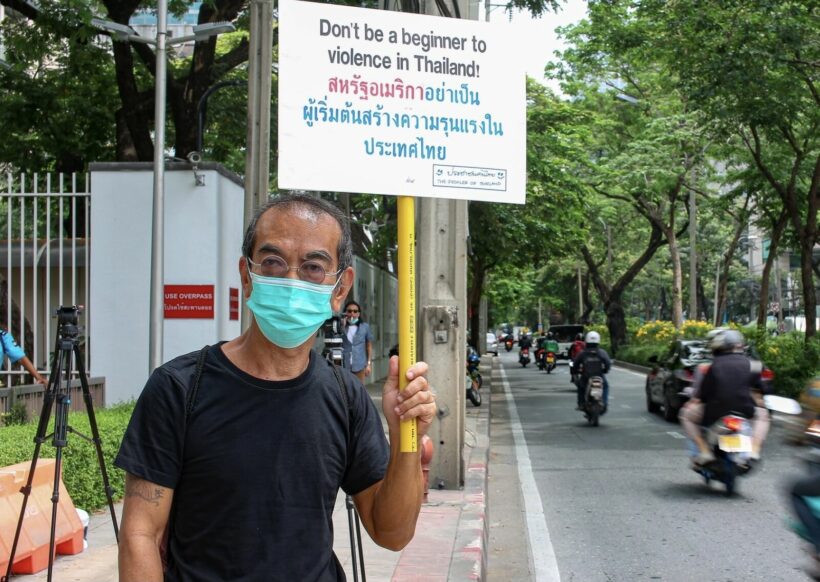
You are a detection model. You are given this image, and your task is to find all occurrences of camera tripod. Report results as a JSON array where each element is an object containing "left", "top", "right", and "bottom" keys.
[
  {"left": 2, "top": 306, "right": 119, "bottom": 582},
  {"left": 322, "top": 315, "right": 366, "bottom": 582}
]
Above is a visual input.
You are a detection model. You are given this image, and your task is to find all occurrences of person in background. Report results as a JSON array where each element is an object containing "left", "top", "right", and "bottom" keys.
[
  {"left": 569, "top": 333, "right": 586, "bottom": 360},
  {"left": 342, "top": 300, "right": 374, "bottom": 383},
  {"left": 1, "top": 326, "right": 46, "bottom": 385},
  {"left": 573, "top": 331, "right": 611, "bottom": 411}
]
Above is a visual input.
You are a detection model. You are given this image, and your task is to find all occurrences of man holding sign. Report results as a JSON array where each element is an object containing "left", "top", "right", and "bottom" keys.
[{"left": 116, "top": 194, "right": 436, "bottom": 581}]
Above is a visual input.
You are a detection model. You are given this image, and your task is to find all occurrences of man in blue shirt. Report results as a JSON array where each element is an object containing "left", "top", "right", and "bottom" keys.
[{"left": 1, "top": 327, "right": 46, "bottom": 385}]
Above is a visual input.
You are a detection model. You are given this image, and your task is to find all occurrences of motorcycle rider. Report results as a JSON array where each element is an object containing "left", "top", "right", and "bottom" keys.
[
  {"left": 518, "top": 332, "right": 533, "bottom": 364},
  {"left": 678, "top": 328, "right": 770, "bottom": 466},
  {"left": 569, "top": 333, "right": 586, "bottom": 360},
  {"left": 573, "top": 331, "right": 611, "bottom": 411}
]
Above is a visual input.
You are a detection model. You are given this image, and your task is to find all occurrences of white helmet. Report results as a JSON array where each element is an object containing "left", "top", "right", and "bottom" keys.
[
  {"left": 706, "top": 328, "right": 744, "bottom": 353},
  {"left": 585, "top": 331, "right": 601, "bottom": 344}
]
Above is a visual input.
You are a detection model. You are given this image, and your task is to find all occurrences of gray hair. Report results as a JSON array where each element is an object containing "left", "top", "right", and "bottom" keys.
[{"left": 241, "top": 193, "right": 353, "bottom": 273}]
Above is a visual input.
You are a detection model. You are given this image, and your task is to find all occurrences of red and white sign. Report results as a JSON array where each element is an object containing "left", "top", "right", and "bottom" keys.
[
  {"left": 229, "top": 287, "right": 240, "bottom": 321},
  {"left": 165, "top": 285, "right": 215, "bottom": 319}
]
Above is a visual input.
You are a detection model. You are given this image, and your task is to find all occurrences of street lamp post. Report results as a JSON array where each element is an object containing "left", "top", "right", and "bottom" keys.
[{"left": 92, "top": 14, "right": 234, "bottom": 373}]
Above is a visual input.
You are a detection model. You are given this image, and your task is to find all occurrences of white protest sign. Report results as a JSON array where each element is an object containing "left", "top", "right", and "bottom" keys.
[{"left": 278, "top": 0, "right": 526, "bottom": 204}]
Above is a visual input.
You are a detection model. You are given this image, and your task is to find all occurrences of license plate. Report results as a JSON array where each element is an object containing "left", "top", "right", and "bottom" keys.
[
  {"left": 547, "top": 356, "right": 555, "bottom": 363},
  {"left": 590, "top": 387, "right": 603, "bottom": 399},
  {"left": 718, "top": 434, "right": 752, "bottom": 453}
]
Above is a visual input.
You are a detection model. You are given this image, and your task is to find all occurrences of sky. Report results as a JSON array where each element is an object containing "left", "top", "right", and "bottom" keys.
[{"left": 485, "top": 0, "right": 588, "bottom": 94}]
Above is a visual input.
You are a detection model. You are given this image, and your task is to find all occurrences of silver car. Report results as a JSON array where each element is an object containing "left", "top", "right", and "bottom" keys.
[{"left": 486, "top": 332, "right": 499, "bottom": 356}]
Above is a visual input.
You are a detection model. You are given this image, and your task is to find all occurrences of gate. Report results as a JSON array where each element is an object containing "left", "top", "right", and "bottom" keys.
[{"left": 0, "top": 173, "right": 91, "bottom": 391}]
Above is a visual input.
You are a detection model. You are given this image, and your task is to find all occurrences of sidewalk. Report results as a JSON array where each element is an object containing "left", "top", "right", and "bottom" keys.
[{"left": 11, "top": 359, "right": 492, "bottom": 582}]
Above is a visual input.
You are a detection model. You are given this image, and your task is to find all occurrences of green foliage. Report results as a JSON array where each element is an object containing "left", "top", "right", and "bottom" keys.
[
  {"left": 616, "top": 344, "right": 661, "bottom": 368},
  {"left": 753, "top": 334, "right": 820, "bottom": 398},
  {"left": 1, "top": 401, "right": 29, "bottom": 427},
  {"left": 678, "top": 320, "right": 713, "bottom": 339},
  {"left": 0, "top": 402, "right": 134, "bottom": 510}
]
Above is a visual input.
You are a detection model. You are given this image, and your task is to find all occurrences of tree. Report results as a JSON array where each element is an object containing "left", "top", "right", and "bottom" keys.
[
  {"left": 549, "top": 5, "right": 716, "bottom": 351},
  {"left": 467, "top": 80, "right": 588, "bottom": 345},
  {"left": 639, "top": 0, "right": 820, "bottom": 337}
]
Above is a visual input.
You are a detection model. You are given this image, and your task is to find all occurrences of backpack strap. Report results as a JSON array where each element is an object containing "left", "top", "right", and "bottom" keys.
[
  {"left": 328, "top": 359, "right": 353, "bottom": 436},
  {"left": 185, "top": 345, "right": 210, "bottom": 423}
]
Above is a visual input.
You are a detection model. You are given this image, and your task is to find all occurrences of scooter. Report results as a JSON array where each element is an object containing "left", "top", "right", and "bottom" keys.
[
  {"left": 568, "top": 359, "right": 581, "bottom": 385},
  {"left": 504, "top": 337, "right": 514, "bottom": 352},
  {"left": 519, "top": 347, "right": 530, "bottom": 368},
  {"left": 466, "top": 346, "right": 482, "bottom": 407},
  {"left": 692, "top": 414, "right": 754, "bottom": 496},
  {"left": 545, "top": 350, "right": 557, "bottom": 374},
  {"left": 694, "top": 395, "right": 801, "bottom": 496},
  {"left": 580, "top": 375, "right": 605, "bottom": 426},
  {"left": 535, "top": 346, "right": 547, "bottom": 371}
]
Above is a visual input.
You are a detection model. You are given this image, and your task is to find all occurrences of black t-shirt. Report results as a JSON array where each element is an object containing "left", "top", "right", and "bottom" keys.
[
  {"left": 699, "top": 352, "right": 761, "bottom": 426},
  {"left": 115, "top": 344, "right": 389, "bottom": 582}
]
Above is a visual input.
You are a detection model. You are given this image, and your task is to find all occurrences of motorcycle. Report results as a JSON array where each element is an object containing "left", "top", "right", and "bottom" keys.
[
  {"left": 504, "top": 336, "right": 514, "bottom": 352},
  {"left": 568, "top": 359, "right": 580, "bottom": 385},
  {"left": 519, "top": 347, "right": 530, "bottom": 368},
  {"left": 535, "top": 346, "right": 547, "bottom": 371},
  {"left": 466, "top": 346, "right": 482, "bottom": 407},
  {"left": 694, "top": 394, "right": 801, "bottom": 496},
  {"left": 579, "top": 375, "right": 605, "bottom": 426},
  {"left": 692, "top": 414, "right": 754, "bottom": 496},
  {"left": 545, "top": 350, "right": 557, "bottom": 374}
]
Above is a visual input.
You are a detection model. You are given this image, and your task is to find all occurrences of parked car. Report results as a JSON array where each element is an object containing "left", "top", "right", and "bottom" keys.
[
  {"left": 646, "top": 339, "right": 775, "bottom": 422},
  {"left": 486, "top": 332, "right": 499, "bottom": 356}
]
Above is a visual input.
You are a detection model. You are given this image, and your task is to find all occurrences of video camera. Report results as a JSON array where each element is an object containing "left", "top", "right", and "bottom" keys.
[
  {"left": 53, "top": 305, "right": 83, "bottom": 338},
  {"left": 321, "top": 315, "right": 345, "bottom": 367}
]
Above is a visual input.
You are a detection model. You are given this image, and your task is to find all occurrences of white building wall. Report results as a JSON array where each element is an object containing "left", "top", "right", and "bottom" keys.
[{"left": 89, "top": 163, "right": 243, "bottom": 403}]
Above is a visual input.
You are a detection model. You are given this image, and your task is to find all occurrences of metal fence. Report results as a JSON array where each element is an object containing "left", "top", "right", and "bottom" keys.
[{"left": 0, "top": 172, "right": 90, "bottom": 387}]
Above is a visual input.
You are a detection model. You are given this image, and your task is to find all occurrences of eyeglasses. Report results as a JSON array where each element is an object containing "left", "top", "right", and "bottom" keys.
[
  {"left": 247, "top": 255, "right": 341, "bottom": 284},
  {"left": 345, "top": 309, "right": 360, "bottom": 314}
]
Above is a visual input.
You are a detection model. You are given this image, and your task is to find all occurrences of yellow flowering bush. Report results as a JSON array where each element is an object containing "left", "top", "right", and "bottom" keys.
[
  {"left": 634, "top": 320, "right": 677, "bottom": 344},
  {"left": 635, "top": 320, "right": 715, "bottom": 344},
  {"left": 679, "top": 320, "right": 713, "bottom": 339}
]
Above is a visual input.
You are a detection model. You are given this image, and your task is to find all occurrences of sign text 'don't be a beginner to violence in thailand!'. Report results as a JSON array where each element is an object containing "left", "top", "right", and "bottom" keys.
[{"left": 278, "top": 0, "right": 526, "bottom": 204}]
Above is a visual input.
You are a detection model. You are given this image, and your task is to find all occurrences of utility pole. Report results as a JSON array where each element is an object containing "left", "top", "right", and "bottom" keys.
[
  {"left": 688, "top": 188, "right": 698, "bottom": 320},
  {"left": 245, "top": 0, "right": 273, "bottom": 227},
  {"left": 242, "top": 0, "right": 273, "bottom": 329},
  {"left": 418, "top": 199, "right": 468, "bottom": 489}
]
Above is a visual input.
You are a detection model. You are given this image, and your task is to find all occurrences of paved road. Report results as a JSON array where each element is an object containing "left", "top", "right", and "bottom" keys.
[{"left": 488, "top": 349, "right": 815, "bottom": 581}]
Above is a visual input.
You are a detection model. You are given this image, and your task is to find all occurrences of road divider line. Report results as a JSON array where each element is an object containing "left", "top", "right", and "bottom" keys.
[
  {"left": 500, "top": 365, "right": 561, "bottom": 582},
  {"left": 666, "top": 431, "right": 686, "bottom": 439}
]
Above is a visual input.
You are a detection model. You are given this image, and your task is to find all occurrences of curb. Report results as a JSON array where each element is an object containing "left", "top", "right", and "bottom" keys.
[
  {"left": 613, "top": 359, "right": 651, "bottom": 375},
  {"left": 447, "top": 355, "right": 493, "bottom": 581}
]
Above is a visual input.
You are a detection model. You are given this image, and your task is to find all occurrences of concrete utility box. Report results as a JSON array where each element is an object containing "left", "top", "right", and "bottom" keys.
[{"left": 89, "top": 162, "right": 244, "bottom": 403}]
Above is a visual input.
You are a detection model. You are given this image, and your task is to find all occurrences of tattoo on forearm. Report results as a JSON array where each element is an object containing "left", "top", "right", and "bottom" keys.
[{"left": 125, "top": 480, "right": 165, "bottom": 506}]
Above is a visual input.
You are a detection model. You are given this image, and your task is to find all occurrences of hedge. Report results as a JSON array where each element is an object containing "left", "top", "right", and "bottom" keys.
[
  {"left": 616, "top": 327, "right": 820, "bottom": 399},
  {"left": 0, "top": 402, "right": 134, "bottom": 511}
]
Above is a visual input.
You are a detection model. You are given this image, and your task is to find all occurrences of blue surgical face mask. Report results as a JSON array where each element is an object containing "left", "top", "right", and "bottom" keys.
[
  {"left": 246, "top": 272, "right": 339, "bottom": 349},
  {"left": 348, "top": 318, "right": 359, "bottom": 325}
]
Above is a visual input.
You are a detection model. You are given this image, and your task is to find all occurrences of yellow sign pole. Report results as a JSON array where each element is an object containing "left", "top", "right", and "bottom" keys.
[{"left": 397, "top": 196, "right": 417, "bottom": 453}]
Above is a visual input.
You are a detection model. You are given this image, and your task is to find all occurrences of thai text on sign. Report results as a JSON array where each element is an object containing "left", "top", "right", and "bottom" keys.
[{"left": 164, "top": 285, "right": 215, "bottom": 319}]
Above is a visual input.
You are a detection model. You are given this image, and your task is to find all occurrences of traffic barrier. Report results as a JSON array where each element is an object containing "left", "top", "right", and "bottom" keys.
[{"left": 0, "top": 459, "right": 84, "bottom": 575}]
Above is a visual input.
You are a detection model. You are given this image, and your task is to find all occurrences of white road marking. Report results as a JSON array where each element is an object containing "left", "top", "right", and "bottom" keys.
[
  {"left": 500, "top": 365, "right": 561, "bottom": 582},
  {"left": 620, "top": 404, "right": 632, "bottom": 408},
  {"left": 666, "top": 431, "right": 686, "bottom": 439},
  {"left": 614, "top": 365, "right": 647, "bottom": 378}
]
